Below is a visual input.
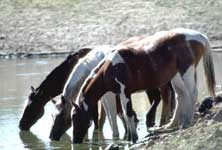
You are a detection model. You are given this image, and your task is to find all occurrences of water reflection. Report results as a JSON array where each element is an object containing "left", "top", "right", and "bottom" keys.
[
  {"left": 0, "top": 52, "right": 221, "bottom": 149},
  {"left": 19, "top": 131, "right": 46, "bottom": 149}
]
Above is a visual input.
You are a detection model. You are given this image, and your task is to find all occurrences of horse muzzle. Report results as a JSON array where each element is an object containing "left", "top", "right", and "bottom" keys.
[{"left": 19, "top": 121, "right": 31, "bottom": 131}]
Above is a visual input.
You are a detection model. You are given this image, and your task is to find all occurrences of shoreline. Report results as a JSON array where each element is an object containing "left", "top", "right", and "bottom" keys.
[{"left": 1, "top": 46, "right": 222, "bottom": 59}]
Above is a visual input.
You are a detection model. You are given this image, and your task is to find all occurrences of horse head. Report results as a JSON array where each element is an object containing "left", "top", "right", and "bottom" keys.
[
  {"left": 19, "top": 86, "right": 46, "bottom": 130},
  {"left": 49, "top": 96, "right": 72, "bottom": 141},
  {"left": 72, "top": 101, "right": 92, "bottom": 143}
]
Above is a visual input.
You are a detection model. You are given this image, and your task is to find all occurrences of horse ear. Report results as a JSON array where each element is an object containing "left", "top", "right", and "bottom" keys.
[
  {"left": 36, "top": 90, "right": 44, "bottom": 96},
  {"left": 31, "top": 86, "right": 35, "bottom": 92}
]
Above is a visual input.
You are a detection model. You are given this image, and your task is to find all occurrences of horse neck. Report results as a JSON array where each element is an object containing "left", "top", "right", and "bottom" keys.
[
  {"left": 37, "top": 48, "right": 92, "bottom": 102},
  {"left": 81, "top": 73, "right": 106, "bottom": 112},
  {"left": 62, "top": 49, "right": 108, "bottom": 104}
]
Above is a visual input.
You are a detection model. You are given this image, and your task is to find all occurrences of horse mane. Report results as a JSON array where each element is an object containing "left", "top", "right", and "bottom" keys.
[{"left": 35, "top": 48, "right": 92, "bottom": 97}]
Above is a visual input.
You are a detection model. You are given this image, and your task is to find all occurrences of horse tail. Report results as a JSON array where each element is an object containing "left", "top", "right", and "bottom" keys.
[{"left": 202, "top": 36, "right": 216, "bottom": 97}]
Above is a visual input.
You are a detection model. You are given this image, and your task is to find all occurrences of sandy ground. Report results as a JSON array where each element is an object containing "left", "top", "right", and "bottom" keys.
[
  {"left": 130, "top": 98, "right": 222, "bottom": 150},
  {"left": 1, "top": 0, "right": 222, "bottom": 58}
]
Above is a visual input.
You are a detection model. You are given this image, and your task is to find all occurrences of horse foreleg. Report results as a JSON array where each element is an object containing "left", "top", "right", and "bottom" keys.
[
  {"left": 98, "top": 100, "right": 106, "bottom": 131},
  {"left": 145, "top": 88, "right": 161, "bottom": 128},
  {"left": 159, "top": 82, "right": 175, "bottom": 126},
  {"left": 101, "top": 92, "right": 119, "bottom": 139},
  {"left": 120, "top": 95, "right": 138, "bottom": 143},
  {"left": 93, "top": 102, "right": 99, "bottom": 130},
  {"left": 115, "top": 78, "right": 138, "bottom": 143}
]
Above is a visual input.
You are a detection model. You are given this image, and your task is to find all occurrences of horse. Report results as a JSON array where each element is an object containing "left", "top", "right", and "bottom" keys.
[
  {"left": 72, "top": 28, "right": 216, "bottom": 144},
  {"left": 18, "top": 43, "right": 166, "bottom": 140},
  {"left": 19, "top": 47, "right": 92, "bottom": 130},
  {"left": 50, "top": 45, "right": 171, "bottom": 141}
]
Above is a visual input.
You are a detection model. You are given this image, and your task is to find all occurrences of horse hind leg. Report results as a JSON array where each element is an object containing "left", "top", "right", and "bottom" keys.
[
  {"left": 159, "top": 82, "right": 175, "bottom": 126},
  {"left": 145, "top": 88, "right": 161, "bottom": 128},
  {"left": 164, "top": 72, "right": 192, "bottom": 129},
  {"left": 181, "top": 65, "right": 197, "bottom": 124}
]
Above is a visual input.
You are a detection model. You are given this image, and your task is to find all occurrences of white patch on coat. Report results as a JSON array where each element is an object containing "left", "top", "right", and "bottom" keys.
[
  {"left": 144, "top": 43, "right": 155, "bottom": 52},
  {"left": 172, "top": 28, "right": 208, "bottom": 47},
  {"left": 114, "top": 78, "right": 138, "bottom": 139},
  {"left": 106, "top": 51, "right": 125, "bottom": 66},
  {"left": 62, "top": 45, "right": 114, "bottom": 106},
  {"left": 83, "top": 45, "right": 113, "bottom": 69}
]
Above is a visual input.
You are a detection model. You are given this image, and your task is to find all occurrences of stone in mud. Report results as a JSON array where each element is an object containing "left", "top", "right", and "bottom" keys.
[
  {"left": 198, "top": 96, "right": 213, "bottom": 114},
  {"left": 212, "top": 108, "right": 222, "bottom": 122},
  {"left": 104, "top": 144, "right": 119, "bottom": 150}
]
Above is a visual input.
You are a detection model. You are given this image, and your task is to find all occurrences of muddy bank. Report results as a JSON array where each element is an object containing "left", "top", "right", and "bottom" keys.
[
  {"left": 1, "top": 0, "right": 222, "bottom": 58},
  {"left": 130, "top": 96, "right": 222, "bottom": 150}
]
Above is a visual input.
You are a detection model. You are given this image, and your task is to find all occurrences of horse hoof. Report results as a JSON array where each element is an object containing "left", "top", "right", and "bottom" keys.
[
  {"left": 146, "top": 122, "right": 156, "bottom": 128},
  {"left": 132, "top": 134, "right": 138, "bottom": 144}
]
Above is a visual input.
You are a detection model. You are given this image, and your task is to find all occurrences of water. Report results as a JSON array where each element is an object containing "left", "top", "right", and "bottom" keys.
[{"left": 0, "top": 53, "right": 222, "bottom": 150}]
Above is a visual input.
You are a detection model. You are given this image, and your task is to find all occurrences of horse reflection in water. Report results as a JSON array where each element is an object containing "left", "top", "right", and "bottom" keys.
[{"left": 72, "top": 28, "right": 216, "bottom": 144}]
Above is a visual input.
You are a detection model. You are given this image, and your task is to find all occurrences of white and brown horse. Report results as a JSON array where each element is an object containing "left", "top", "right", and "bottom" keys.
[{"left": 72, "top": 28, "right": 215, "bottom": 143}]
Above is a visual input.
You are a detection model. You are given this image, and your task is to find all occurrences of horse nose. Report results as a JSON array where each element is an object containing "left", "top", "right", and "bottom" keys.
[
  {"left": 19, "top": 120, "right": 30, "bottom": 131},
  {"left": 49, "top": 131, "right": 61, "bottom": 141}
]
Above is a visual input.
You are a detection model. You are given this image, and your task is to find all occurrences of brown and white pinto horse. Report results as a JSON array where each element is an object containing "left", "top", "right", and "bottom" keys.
[
  {"left": 72, "top": 28, "right": 215, "bottom": 143},
  {"left": 19, "top": 48, "right": 91, "bottom": 130}
]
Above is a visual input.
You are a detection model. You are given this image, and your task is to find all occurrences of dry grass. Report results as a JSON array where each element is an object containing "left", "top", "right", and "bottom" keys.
[{"left": 0, "top": 0, "right": 222, "bottom": 54}]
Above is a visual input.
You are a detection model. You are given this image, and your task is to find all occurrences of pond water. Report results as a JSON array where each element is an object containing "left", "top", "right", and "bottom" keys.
[{"left": 0, "top": 53, "right": 222, "bottom": 150}]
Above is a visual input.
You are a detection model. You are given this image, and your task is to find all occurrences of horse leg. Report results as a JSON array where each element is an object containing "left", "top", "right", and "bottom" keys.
[
  {"left": 98, "top": 100, "right": 106, "bottom": 131},
  {"left": 119, "top": 94, "right": 138, "bottom": 143},
  {"left": 165, "top": 71, "right": 193, "bottom": 129},
  {"left": 116, "top": 94, "right": 139, "bottom": 140},
  {"left": 93, "top": 102, "right": 99, "bottom": 130},
  {"left": 181, "top": 65, "right": 197, "bottom": 125},
  {"left": 115, "top": 79, "right": 138, "bottom": 143},
  {"left": 101, "top": 92, "right": 119, "bottom": 139},
  {"left": 159, "top": 82, "right": 175, "bottom": 126},
  {"left": 145, "top": 89, "right": 161, "bottom": 128},
  {"left": 115, "top": 95, "right": 129, "bottom": 139}
]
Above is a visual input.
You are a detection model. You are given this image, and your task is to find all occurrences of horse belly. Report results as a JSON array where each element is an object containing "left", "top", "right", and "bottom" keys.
[{"left": 134, "top": 64, "right": 177, "bottom": 91}]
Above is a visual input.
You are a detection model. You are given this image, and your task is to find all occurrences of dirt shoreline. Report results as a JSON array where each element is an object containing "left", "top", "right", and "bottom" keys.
[
  {"left": 130, "top": 99, "right": 222, "bottom": 150},
  {"left": 1, "top": 46, "right": 222, "bottom": 59}
]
